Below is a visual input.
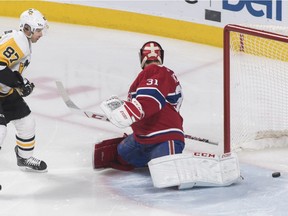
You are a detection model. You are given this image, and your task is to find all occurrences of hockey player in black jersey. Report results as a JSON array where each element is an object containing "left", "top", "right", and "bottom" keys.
[{"left": 0, "top": 9, "right": 48, "bottom": 172}]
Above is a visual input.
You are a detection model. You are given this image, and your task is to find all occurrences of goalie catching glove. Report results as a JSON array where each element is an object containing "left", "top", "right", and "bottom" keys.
[{"left": 100, "top": 96, "right": 144, "bottom": 128}]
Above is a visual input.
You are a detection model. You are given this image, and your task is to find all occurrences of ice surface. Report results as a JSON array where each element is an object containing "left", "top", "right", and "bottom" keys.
[{"left": 0, "top": 17, "right": 287, "bottom": 216}]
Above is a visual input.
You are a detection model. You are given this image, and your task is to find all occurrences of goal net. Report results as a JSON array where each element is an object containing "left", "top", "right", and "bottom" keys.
[{"left": 223, "top": 24, "right": 288, "bottom": 153}]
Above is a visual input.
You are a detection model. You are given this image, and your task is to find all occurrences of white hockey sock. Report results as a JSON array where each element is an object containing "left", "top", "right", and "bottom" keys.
[
  {"left": 0, "top": 125, "right": 7, "bottom": 148},
  {"left": 17, "top": 147, "right": 33, "bottom": 159}
]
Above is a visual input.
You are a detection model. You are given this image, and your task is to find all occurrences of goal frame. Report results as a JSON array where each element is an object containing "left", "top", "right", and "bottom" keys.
[{"left": 223, "top": 24, "right": 288, "bottom": 153}]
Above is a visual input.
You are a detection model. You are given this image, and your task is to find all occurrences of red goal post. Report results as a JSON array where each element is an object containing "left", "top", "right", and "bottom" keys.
[{"left": 223, "top": 24, "right": 288, "bottom": 153}]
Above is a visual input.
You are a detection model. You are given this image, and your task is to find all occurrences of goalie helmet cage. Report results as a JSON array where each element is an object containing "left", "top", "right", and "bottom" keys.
[{"left": 223, "top": 24, "right": 288, "bottom": 153}]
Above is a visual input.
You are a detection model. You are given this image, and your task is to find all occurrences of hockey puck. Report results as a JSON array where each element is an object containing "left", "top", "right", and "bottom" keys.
[
  {"left": 272, "top": 172, "right": 281, "bottom": 178},
  {"left": 185, "top": 0, "right": 198, "bottom": 4}
]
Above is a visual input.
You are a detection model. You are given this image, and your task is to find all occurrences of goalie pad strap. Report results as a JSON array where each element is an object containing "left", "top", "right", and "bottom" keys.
[{"left": 110, "top": 155, "right": 134, "bottom": 171}]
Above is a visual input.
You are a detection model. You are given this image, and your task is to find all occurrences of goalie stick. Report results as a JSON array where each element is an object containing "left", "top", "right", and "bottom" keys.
[
  {"left": 56, "top": 81, "right": 218, "bottom": 145},
  {"left": 55, "top": 81, "right": 109, "bottom": 122}
]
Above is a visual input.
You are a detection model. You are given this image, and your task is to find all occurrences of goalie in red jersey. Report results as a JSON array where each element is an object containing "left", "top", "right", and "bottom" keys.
[{"left": 93, "top": 41, "right": 185, "bottom": 171}]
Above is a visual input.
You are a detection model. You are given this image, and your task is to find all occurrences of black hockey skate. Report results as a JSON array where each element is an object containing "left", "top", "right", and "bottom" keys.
[{"left": 15, "top": 146, "right": 47, "bottom": 172}]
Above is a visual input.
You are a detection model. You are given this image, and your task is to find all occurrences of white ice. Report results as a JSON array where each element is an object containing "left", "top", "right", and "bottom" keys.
[{"left": 0, "top": 17, "right": 288, "bottom": 216}]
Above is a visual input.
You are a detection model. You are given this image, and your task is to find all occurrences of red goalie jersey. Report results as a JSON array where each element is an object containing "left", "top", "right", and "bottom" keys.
[{"left": 128, "top": 63, "right": 184, "bottom": 144}]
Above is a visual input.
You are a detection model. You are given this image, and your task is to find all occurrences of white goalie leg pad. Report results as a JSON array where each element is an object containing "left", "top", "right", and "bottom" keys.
[{"left": 148, "top": 152, "right": 241, "bottom": 190}]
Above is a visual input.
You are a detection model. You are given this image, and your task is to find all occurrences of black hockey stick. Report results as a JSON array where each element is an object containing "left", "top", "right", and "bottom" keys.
[{"left": 56, "top": 81, "right": 218, "bottom": 145}]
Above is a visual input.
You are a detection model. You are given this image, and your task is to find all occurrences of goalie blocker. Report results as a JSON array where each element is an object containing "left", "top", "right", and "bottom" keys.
[{"left": 148, "top": 152, "right": 241, "bottom": 189}]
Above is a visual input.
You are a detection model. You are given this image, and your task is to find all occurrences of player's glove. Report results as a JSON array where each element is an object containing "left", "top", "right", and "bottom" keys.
[
  {"left": 101, "top": 96, "right": 144, "bottom": 128},
  {"left": 15, "top": 78, "right": 35, "bottom": 97}
]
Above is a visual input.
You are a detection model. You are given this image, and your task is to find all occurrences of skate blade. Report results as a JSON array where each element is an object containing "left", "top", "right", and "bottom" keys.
[{"left": 18, "top": 166, "right": 48, "bottom": 173}]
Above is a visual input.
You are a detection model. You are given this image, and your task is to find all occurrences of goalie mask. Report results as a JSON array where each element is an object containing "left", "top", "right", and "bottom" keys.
[
  {"left": 20, "top": 9, "right": 48, "bottom": 36},
  {"left": 139, "top": 41, "right": 164, "bottom": 69}
]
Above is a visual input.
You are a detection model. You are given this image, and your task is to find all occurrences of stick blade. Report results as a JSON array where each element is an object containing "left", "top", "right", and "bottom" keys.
[{"left": 55, "top": 80, "right": 80, "bottom": 110}]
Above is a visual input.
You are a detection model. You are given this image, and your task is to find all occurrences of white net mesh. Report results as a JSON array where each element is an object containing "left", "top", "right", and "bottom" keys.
[{"left": 229, "top": 25, "right": 288, "bottom": 151}]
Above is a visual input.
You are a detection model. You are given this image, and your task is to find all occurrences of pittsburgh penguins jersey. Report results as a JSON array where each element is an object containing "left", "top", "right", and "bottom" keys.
[
  {"left": 129, "top": 64, "right": 184, "bottom": 144},
  {"left": 0, "top": 30, "right": 31, "bottom": 95}
]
